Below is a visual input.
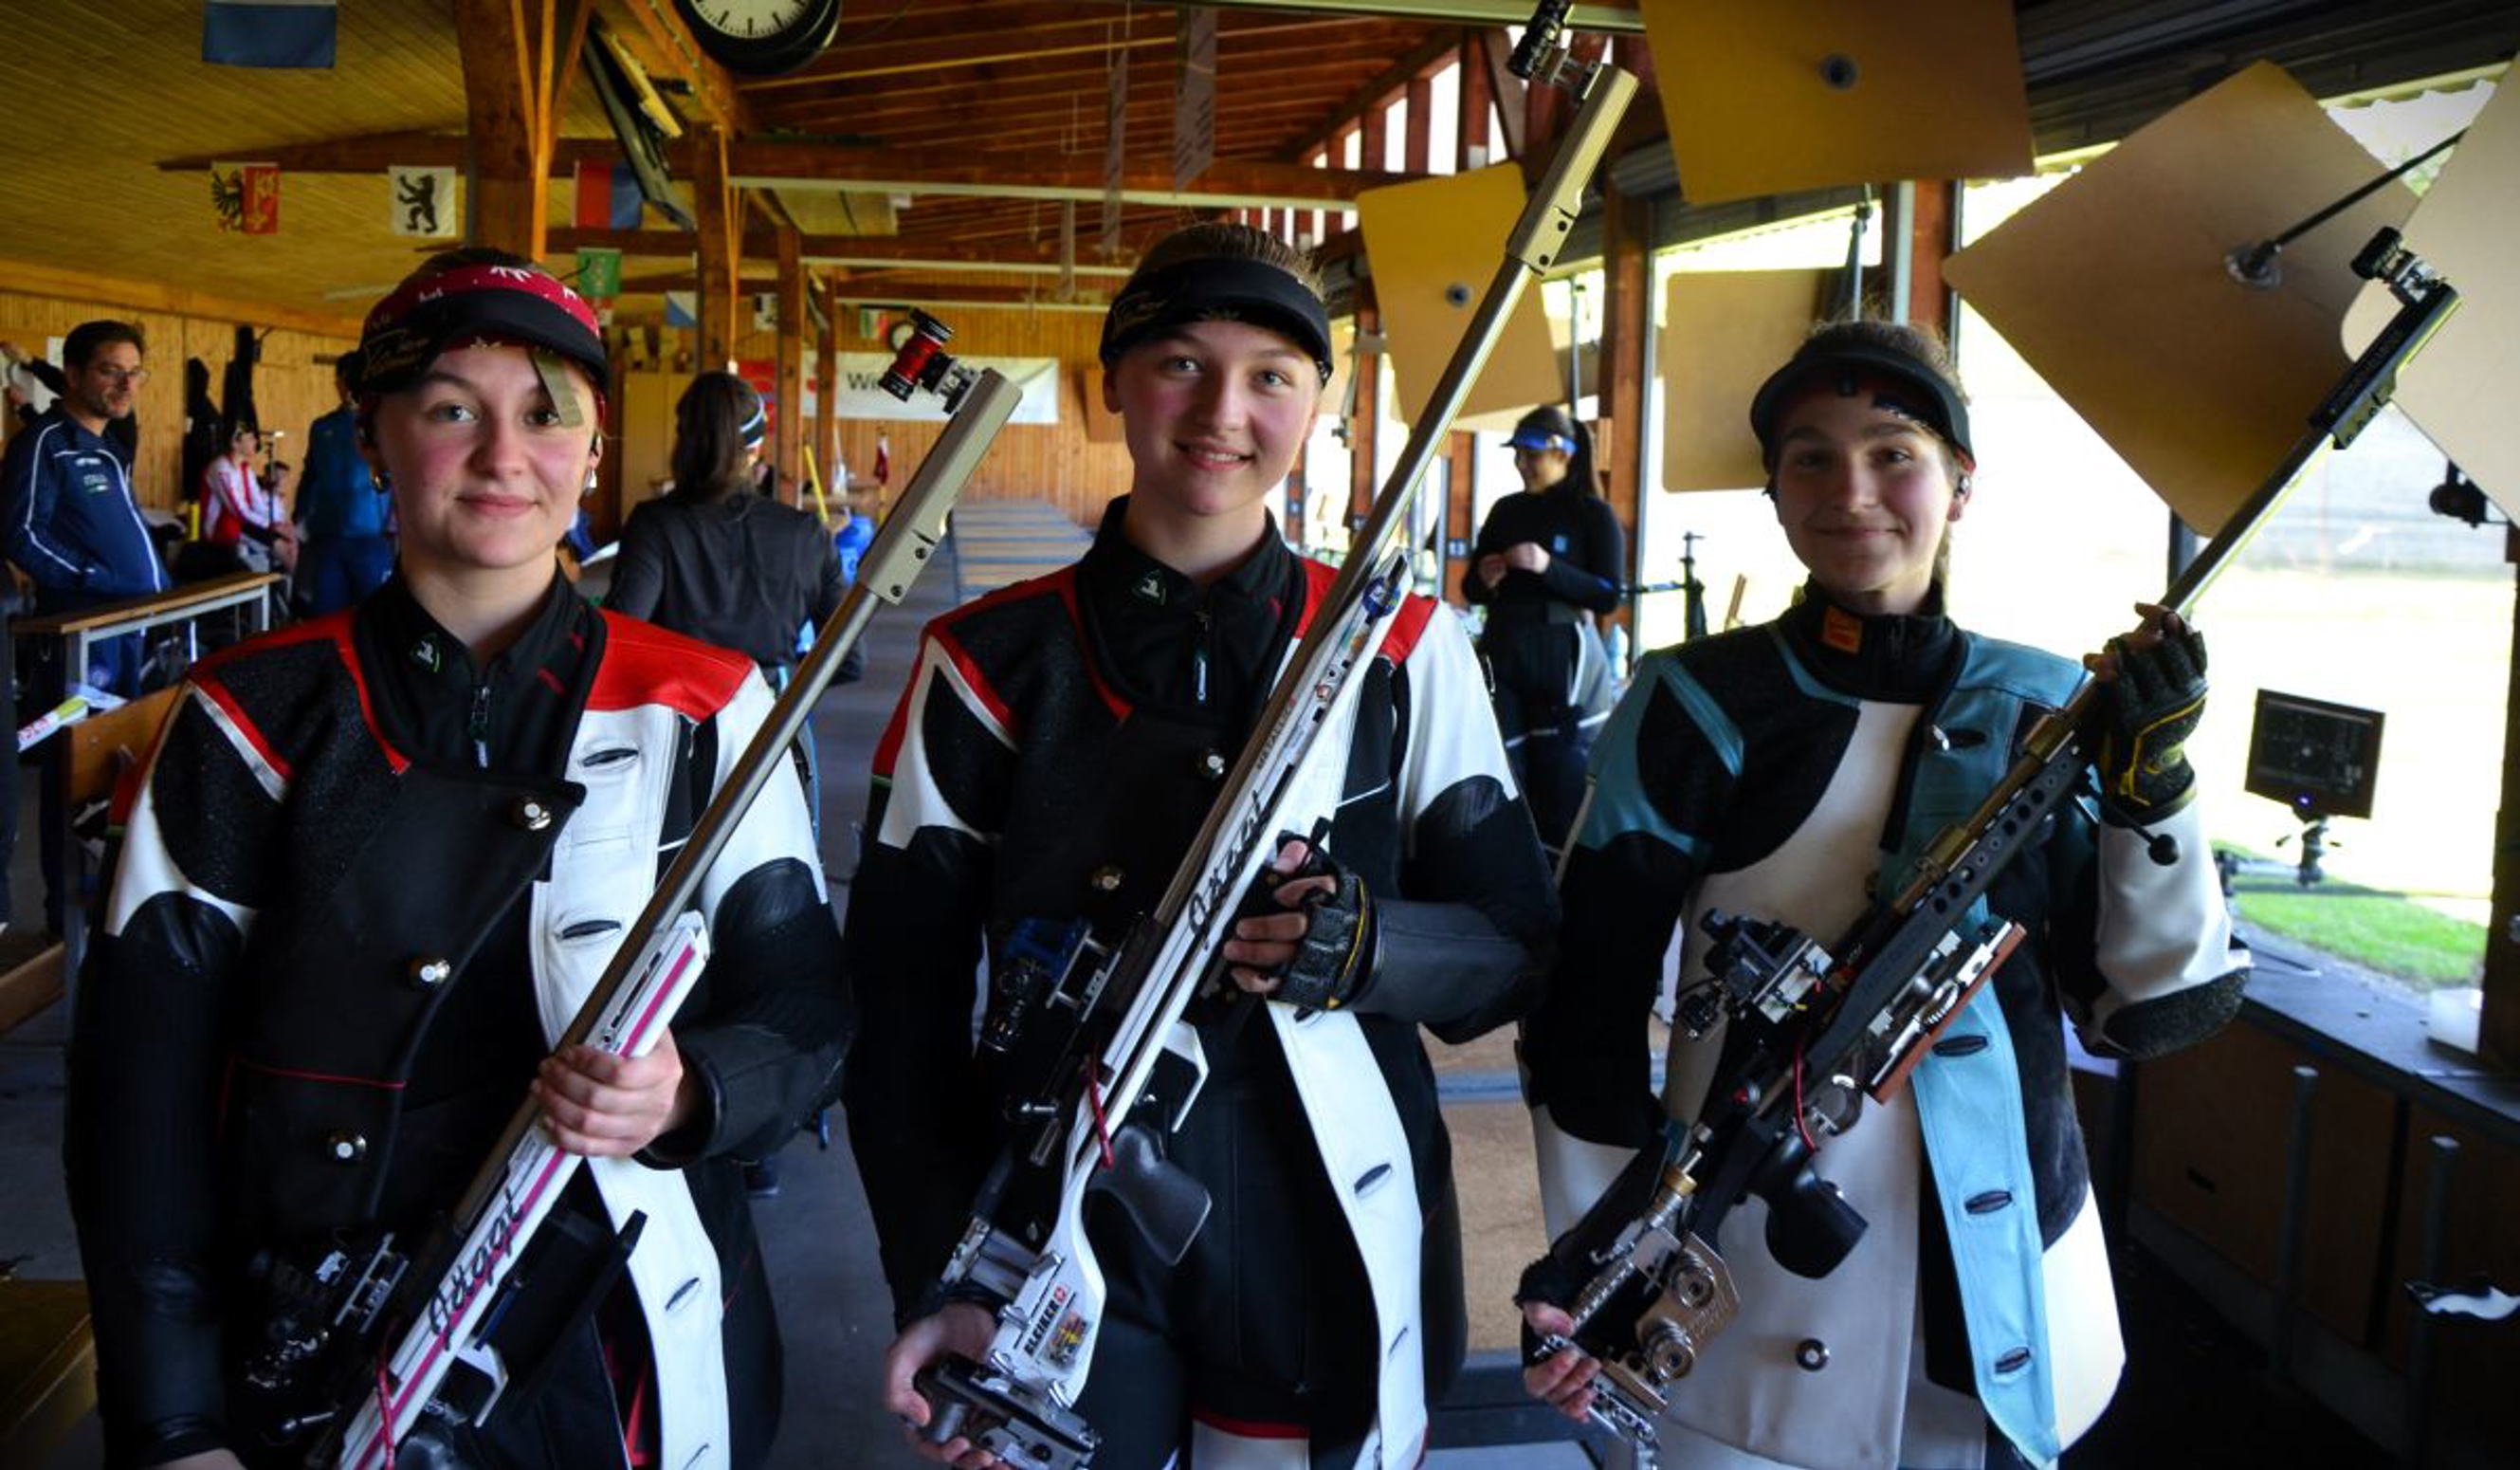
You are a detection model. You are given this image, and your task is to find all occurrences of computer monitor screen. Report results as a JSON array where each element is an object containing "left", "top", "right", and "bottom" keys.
[{"left": 2244, "top": 689, "right": 2383, "bottom": 820}]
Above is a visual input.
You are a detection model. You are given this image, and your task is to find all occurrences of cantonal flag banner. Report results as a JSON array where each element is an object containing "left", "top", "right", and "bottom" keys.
[
  {"left": 574, "top": 161, "right": 642, "bottom": 230},
  {"left": 203, "top": 0, "right": 338, "bottom": 68},
  {"left": 211, "top": 162, "right": 282, "bottom": 234},
  {"left": 389, "top": 165, "right": 458, "bottom": 237}
]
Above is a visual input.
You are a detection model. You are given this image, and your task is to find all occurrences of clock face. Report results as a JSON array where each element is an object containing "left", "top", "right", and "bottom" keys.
[
  {"left": 684, "top": 1, "right": 815, "bottom": 37},
  {"left": 672, "top": 0, "right": 841, "bottom": 77}
]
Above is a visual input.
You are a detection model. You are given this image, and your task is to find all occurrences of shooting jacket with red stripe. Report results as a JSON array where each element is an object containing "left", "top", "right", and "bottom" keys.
[
  {"left": 843, "top": 503, "right": 1559, "bottom": 1461},
  {"left": 65, "top": 581, "right": 846, "bottom": 1470}
]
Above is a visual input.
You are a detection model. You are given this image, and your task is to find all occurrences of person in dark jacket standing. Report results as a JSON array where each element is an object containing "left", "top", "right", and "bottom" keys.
[
  {"left": 853, "top": 222, "right": 1560, "bottom": 1469},
  {"left": 65, "top": 249, "right": 846, "bottom": 1470},
  {"left": 1462, "top": 402, "right": 1626, "bottom": 854},
  {"left": 605, "top": 372, "right": 848, "bottom": 675},
  {"left": 606, "top": 370, "right": 853, "bottom": 839},
  {"left": 295, "top": 350, "right": 394, "bottom": 615}
]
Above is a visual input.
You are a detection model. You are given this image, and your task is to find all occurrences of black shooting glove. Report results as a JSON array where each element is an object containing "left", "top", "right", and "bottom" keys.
[
  {"left": 2097, "top": 616, "right": 2207, "bottom": 823},
  {"left": 1241, "top": 834, "right": 1377, "bottom": 1015}
]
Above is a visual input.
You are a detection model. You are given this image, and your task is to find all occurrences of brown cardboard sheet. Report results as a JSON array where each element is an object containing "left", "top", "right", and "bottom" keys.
[
  {"left": 1640, "top": 0, "right": 2034, "bottom": 205},
  {"left": 1661, "top": 268, "right": 1833, "bottom": 491},
  {"left": 1944, "top": 63, "right": 2415, "bottom": 534},
  {"left": 2343, "top": 69, "right": 2519, "bottom": 517},
  {"left": 1356, "top": 163, "right": 1565, "bottom": 426}
]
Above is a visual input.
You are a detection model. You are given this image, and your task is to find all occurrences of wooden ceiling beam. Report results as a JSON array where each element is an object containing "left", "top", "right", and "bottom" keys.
[
  {"left": 0, "top": 255, "right": 365, "bottom": 339},
  {"left": 549, "top": 227, "right": 1137, "bottom": 275},
  {"left": 157, "top": 132, "right": 617, "bottom": 175},
  {"left": 1280, "top": 29, "right": 1463, "bottom": 162},
  {"left": 855, "top": 99, "right": 1355, "bottom": 151},
  {"left": 724, "top": 141, "right": 1411, "bottom": 208},
  {"left": 765, "top": 70, "right": 1378, "bottom": 130},
  {"left": 1191, "top": 1, "right": 1640, "bottom": 29},
  {"left": 750, "top": 42, "right": 1420, "bottom": 128},
  {"left": 740, "top": 12, "right": 1375, "bottom": 91},
  {"left": 620, "top": 274, "right": 1113, "bottom": 310},
  {"left": 157, "top": 135, "right": 1411, "bottom": 206},
  {"left": 456, "top": 0, "right": 546, "bottom": 257}
]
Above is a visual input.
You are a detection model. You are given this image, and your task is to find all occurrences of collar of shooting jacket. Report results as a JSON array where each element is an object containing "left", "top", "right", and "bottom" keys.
[
  {"left": 1077, "top": 495, "right": 1305, "bottom": 722},
  {"left": 1779, "top": 580, "right": 1962, "bottom": 704}
]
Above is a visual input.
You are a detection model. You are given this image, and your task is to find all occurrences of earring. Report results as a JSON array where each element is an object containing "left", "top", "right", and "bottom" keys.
[
  {"left": 583, "top": 468, "right": 600, "bottom": 496},
  {"left": 1956, "top": 474, "right": 1973, "bottom": 496}
]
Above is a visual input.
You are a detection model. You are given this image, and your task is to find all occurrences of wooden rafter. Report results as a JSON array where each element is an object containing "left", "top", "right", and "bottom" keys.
[
  {"left": 724, "top": 142, "right": 1411, "bottom": 208},
  {"left": 1279, "top": 30, "right": 1463, "bottom": 162},
  {"left": 741, "top": 11, "right": 1373, "bottom": 91},
  {"left": 157, "top": 135, "right": 1415, "bottom": 208},
  {"left": 549, "top": 229, "right": 1140, "bottom": 275}
]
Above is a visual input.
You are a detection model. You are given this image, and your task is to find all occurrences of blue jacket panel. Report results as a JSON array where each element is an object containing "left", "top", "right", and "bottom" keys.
[
  {"left": 296, "top": 407, "right": 386, "bottom": 541},
  {"left": 1, "top": 406, "right": 168, "bottom": 602}
]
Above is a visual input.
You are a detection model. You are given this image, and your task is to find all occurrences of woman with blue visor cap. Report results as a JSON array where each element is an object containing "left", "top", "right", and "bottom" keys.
[{"left": 1463, "top": 402, "right": 1627, "bottom": 855}]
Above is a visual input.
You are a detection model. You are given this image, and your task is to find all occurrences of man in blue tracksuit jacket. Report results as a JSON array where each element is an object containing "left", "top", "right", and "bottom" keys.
[
  {"left": 1, "top": 319, "right": 169, "bottom": 933},
  {"left": 1, "top": 319, "right": 168, "bottom": 694}
]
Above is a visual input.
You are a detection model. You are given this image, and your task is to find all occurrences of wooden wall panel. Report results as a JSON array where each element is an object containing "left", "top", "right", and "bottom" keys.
[
  {"left": 705, "top": 307, "right": 1136, "bottom": 528},
  {"left": 2130, "top": 1022, "right": 2399, "bottom": 1344},
  {"left": 0, "top": 289, "right": 355, "bottom": 516}
]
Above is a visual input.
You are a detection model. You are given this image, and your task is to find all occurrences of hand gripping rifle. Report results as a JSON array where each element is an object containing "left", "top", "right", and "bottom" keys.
[
  {"left": 908, "top": 9, "right": 1635, "bottom": 1465},
  {"left": 1525, "top": 230, "right": 2459, "bottom": 1461},
  {"left": 243, "top": 322, "right": 1022, "bottom": 1470}
]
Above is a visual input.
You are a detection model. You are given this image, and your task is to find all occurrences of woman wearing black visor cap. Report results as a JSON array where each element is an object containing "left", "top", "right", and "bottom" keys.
[
  {"left": 1518, "top": 321, "right": 2245, "bottom": 1470},
  {"left": 66, "top": 248, "right": 845, "bottom": 1470},
  {"left": 849, "top": 222, "right": 1557, "bottom": 1469},
  {"left": 1463, "top": 402, "right": 1626, "bottom": 855}
]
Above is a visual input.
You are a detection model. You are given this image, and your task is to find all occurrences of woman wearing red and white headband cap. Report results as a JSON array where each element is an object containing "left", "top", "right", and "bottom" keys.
[{"left": 68, "top": 248, "right": 847, "bottom": 1470}]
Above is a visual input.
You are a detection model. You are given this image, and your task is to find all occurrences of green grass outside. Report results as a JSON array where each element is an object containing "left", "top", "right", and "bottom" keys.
[{"left": 2219, "top": 847, "right": 2487, "bottom": 988}]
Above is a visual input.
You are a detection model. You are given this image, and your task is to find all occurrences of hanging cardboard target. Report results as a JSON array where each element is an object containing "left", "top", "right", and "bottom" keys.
[
  {"left": 2342, "top": 66, "right": 2520, "bottom": 517},
  {"left": 1945, "top": 63, "right": 2416, "bottom": 535},
  {"left": 1661, "top": 267, "right": 1834, "bottom": 491},
  {"left": 1639, "top": 0, "right": 2034, "bottom": 205},
  {"left": 1356, "top": 163, "right": 1567, "bottom": 425}
]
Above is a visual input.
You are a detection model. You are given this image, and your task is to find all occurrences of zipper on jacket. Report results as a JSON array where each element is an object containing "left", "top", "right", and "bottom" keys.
[
  {"left": 1192, "top": 609, "right": 1212, "bottom": 706},
  {"left": 468, "top": 680, "right": 492, "bottom": 768}
]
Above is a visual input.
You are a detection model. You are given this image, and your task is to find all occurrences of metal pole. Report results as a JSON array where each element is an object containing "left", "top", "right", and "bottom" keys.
[{"left": 2405, "top": 1133, "right": 2459, "bottom": 1469}]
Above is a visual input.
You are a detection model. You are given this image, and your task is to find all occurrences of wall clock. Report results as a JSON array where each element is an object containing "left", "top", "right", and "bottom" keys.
[{"left": 671, "top": 0, "right": 843, "bottom": 78}]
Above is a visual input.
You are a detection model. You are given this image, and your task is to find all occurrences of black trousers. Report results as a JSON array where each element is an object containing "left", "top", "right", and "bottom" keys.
[
  {"left": 1480, "top": 617, "right": 1610, "bottom": 856},
  {"left": 1070, "top": 1054, "right": 1383, "bottom": 1467}
]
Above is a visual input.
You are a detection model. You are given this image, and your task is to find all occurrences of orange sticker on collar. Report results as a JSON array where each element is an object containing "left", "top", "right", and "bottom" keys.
[{"left": 1821, "top": 605, "right": 1864, "bottom": 654}]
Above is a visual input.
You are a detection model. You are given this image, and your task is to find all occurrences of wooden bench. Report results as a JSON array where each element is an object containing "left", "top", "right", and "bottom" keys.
[{"left": 0, "top": 685, "right": 179, "bottom": 1466}]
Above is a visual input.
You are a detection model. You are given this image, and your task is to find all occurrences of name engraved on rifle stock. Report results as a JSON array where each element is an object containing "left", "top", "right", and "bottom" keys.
[{"left": 428, "top": 1175, "right": 528, "bottom": 1342}]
